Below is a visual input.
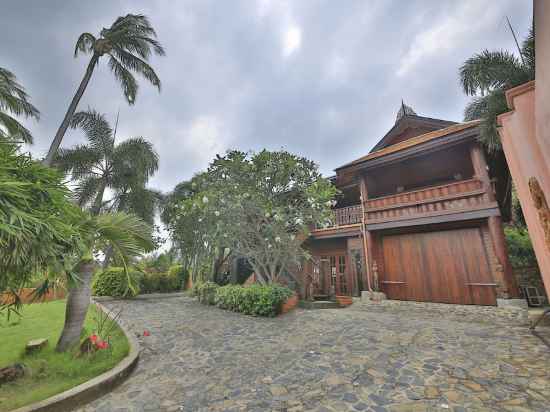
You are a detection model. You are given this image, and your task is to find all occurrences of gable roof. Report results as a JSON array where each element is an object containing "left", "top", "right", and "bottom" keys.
[
  {"left": 370, "top": 114, "right": 457, "bottom": 152},
  {"left": 335, "top": 119, "right": 481, "bottom": 171}
]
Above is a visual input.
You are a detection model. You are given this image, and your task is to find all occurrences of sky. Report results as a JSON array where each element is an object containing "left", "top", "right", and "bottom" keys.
[{"left": 1, "top": 0, "right": 533, "bottom": 194}]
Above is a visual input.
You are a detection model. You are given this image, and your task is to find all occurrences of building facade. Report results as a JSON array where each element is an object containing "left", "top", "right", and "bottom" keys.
[{"left": 301, "top": 105, "right": 519, "bottom": 306}]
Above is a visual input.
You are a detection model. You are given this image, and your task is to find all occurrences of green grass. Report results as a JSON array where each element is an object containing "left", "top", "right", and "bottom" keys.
[{"left": 0, "top": 300, "right": 129, "bottom": 411}]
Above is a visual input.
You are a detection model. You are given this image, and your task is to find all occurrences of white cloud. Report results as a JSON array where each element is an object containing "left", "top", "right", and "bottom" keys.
[
  {"left": 283, "top": 26, "right": 302, "bottom": 57},
  {"left": 181, "top": 115, "right": 226, "bottom": 165},
  {"left": 397, "top": 1, "right": 502, "bottom": 77}
]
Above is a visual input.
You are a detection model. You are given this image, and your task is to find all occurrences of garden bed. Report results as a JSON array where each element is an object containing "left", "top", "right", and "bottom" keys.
[{"left": 0, "top": 300, "right": 130, "bottom": 411}]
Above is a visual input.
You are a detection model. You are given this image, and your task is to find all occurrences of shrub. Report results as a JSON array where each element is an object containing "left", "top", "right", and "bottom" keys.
[
  {"left": 92, "top": 267, "right": 140, "bottom": 298},
  {"left": 168, "top": 265, "right": 189, "bottom": 289},
  {"left": 505, "top": 226, "right": 538, "bottom": 268},
  {"left": 214, "top": 284, "right": 294, "bottom": 317},
  {"left": 194, "top": 281, "right": 219, "bottom": 305},
  {"left": 140, "top": 271, "right": 180, "bottom": 294}
]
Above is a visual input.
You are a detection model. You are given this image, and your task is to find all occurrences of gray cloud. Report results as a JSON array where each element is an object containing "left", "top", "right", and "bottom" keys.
[{"left": 1, "top": 0, "right": 532, "bottom": 192}]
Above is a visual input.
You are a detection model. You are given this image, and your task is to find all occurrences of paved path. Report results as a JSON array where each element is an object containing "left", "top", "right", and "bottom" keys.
[{"left": 79, "top": 296, "right": 550, "bottom": 412}]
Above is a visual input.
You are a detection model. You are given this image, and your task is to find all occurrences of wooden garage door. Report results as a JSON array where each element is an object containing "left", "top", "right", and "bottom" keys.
[{"left": 381, "top": 228, "right": 496, "bottom": 305}]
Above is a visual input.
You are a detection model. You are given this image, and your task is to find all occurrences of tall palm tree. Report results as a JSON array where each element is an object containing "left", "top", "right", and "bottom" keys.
[
  {"left": 55, "top": 109, "right": 159, "bottom": 216},
  {"left": 44, "top": 14, "right": 165, "bottom": 166},
  {"left": 56, "top": 211, "right": 154, "bottom": 352},
  {"left": 459, "top": 25, "right": 534, "bottom": 220},
  {"left": 0, "top": 67, "right": 40, "bottom": 143}
]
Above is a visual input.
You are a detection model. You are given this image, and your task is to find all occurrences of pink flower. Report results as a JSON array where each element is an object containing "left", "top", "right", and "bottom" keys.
[
  {"left": 90, "top": 334, "right": 98, "bottom": 344},
  {"left": 143, "top": 330, "right": 150, "bottom": 337}
]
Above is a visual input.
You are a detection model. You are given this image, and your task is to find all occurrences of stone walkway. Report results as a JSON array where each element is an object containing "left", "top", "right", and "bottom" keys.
[{"left": 78, "top": 296, "right": 550, "bottom": 412}]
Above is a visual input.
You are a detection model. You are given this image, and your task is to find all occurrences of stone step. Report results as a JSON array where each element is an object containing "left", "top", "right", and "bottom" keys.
[
  {"left": 313, "top": 294, "right": 330, "bottom": 301},
  {"left": 299, "top": 300, "right": 342, "bottom": 310}
]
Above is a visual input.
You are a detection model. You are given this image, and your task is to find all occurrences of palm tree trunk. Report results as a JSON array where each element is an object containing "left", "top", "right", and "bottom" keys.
[
  {"left": 102, "top": 245, "right": 114, "bottom": 269},
  {"left": 43, "top": 54, "right": 99, "bottom": 166},
  {"left": 91, "top": 181, "right": 106, "bottom": 215},
  {"left": 56, "top": 260, "right": 95, "bottom": 352}
]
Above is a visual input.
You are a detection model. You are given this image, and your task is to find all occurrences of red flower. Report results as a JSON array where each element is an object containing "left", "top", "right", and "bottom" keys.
[
  {"left": 90, "top": 334, "right": 98, "bottom": 344},
  {"left": 143, "top": 330, "right": 150, "bottom": 337},
  {"left": 97, "top": 341, "right": 109, "bottom": 350}
]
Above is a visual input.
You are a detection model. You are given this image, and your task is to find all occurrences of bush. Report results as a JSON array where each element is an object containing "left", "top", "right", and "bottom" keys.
[
  {"left": 214, "top": 284, "right": 294, "bottom": 317},
  {"left": 194, "top": 281, "right": 219, "bottom": 305},
  {"left": 140, "top": 271, "right": 180, "bottom": 294},
  {"left": 505, "top": 226, "right": 538, "bottom": 268},
  {"left": 92, "top": 267, "right": 140, "bottom": 298},
  {"left": 168, "top": 265, "right": 189, "bottom": 289}
]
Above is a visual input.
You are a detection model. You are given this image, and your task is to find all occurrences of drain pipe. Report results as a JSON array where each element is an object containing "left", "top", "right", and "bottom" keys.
[{"left": 359, "top": 180, "right": 373, "bottom": 292}]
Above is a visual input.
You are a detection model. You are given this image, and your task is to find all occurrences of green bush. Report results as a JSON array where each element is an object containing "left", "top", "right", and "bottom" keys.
[
  {"left": 214, "top": 284, "right": 294, "bottom": 317},
  {"left": 168, "top": 264, "right": 189, "bottom": 289},
  {"left": 194, "top": 281, "right": 219, "bottom": 305},
  {"left": 505, "top": 226, "right": 538, "bottom": 268},
  {"left": 92, "top": 267, "right": 140, "bottom": 298},
  {"left": 140, "top": 271, "right": 180, "bottom": 294}
]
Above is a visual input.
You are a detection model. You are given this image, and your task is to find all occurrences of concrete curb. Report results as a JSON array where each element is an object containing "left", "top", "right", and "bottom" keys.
[{"left": 12, "top": 300, "right": 140, "bottom": 412}]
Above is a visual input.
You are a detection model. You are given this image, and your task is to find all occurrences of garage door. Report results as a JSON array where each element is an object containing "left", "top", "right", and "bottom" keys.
[{"left": 381, "top": 228, "right": 496, "bottom": 305}]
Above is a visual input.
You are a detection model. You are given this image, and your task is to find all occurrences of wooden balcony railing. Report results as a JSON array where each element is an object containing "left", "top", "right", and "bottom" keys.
[
  {"left": 364, "top": 178, "right": 490, "bottom": 223},
  {"left": 320, "top": 204, "right": 362, "bottom": 227}
]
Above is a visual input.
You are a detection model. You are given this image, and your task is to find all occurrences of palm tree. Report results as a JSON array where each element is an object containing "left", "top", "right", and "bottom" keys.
[
  {"left": 55, "top": 109, "right": 159, "bottom": 216},
  {"left": 56, "top": 211, "right": 154, "bottom": 352},
  {"left": 44, "top": 14, "right": 165, "bottom": 166},
  {"left": 459, "top": 25, "right": 534, "bottom": 220},
  {"left": 0, "top": 67, "right": 40, "bottom": 143}
]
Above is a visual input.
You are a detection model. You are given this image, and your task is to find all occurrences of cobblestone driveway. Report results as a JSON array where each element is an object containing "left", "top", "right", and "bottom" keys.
[{"left": 79, "top": 296, "right": 550, "bottom": 412}]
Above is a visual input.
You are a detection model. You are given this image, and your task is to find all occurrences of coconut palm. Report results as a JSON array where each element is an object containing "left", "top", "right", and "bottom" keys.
[
  {"left": 459, "top": 26, "right": 534, "bottom": 220},
  {"left": 56, "top": 211, "right": 154, "bottom": 352},
  {"left": 44, "top": 14, "right": 165, "bottom": 166},
  {"left": 0, "top": 67, "right": 40, "bottom": 143},
  {"left": 54, "top": 109, "right": 159, "bottom": 216}
]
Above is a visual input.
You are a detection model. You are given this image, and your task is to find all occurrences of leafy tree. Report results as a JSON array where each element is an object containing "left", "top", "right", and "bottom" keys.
[
  {"left": 55, "top": 109, "right": 159, "bottom": 216},
  {"left": 460, "top": 25, "right": 534, "bottom": 220},
  {"left": 0, "top": 140, "right": 80, "bottom": 297},
  {"left": 44, "top": 14, "right": 165, "bottom": 166},
  {"left": 0, "top": 67, "right": 40, "bottom": 143},
  {"left": 56, "top": 211, "right": 154, "bottom": 352},
  {"left": 164, "top": 150, "right": 337, "bottom": 284}
]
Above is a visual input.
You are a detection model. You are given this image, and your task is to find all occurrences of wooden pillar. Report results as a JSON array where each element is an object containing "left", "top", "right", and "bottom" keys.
[
  {"left": 488, "top": 216, "right": 519, "bottom": 298},
  {"left": 470, "top": 143, "right": 495, "bottom": 202},
  {"left": 359, "top": 175, "right": 373, "bottom": 291}
]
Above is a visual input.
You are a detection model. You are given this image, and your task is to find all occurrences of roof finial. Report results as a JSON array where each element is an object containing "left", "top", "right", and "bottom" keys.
[{"left": 396, "top": 100, "right": 417, "bottom": 123}]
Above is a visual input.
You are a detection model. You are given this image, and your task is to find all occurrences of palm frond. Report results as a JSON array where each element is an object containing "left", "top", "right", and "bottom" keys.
[
  {"left": 0, "top": 111, "right": 34, "bottom": 144},
  {"left": 54, "top": 145, "right": 102, "bottom": 179},
  {"left": 521, "top": 26, "right": 535, "bottom": 76},
  {"left": 110, "top": 49, "right": 161, "bottom": 90},
  {"left": 74, "top": 32, "right": 97, "bottom": 57},
  {"left": 70, "top": 110, "right": 114, "bottom": 156},
  {"left": 107, "top": 57, "right": 138, "bottom": 104},
  {"left": 112, "top": 137, "right": 159, "bottom": 182},
  {"left": 474, "top": 90, "right": 508, "bottom": 153},
  {"left": 74, "top": 176, "right": 104, "bottom": 208},
  {"left": 94, "top": 212, "right": 155, "bottom": 261},
  {"left": 459, "top": 50, "right": 525, "bottom": 95}
]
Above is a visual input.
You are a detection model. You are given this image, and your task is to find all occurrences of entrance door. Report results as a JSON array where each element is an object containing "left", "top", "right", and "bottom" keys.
[{"left": 381, "top": 228, "right": 496, "bottom": 305}]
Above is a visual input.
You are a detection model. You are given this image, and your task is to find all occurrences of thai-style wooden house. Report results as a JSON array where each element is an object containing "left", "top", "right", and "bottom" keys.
[{"left": 301, "top": 104, "right": 519, "bottom": 306}]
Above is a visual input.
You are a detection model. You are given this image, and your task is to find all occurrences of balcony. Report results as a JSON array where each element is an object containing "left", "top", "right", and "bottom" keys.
[
  {"left": 334, "top": 204, "right": 362, "bottom": 226},
  {"left": 364, "top": 178, "right": 494, "bottom": 225}
]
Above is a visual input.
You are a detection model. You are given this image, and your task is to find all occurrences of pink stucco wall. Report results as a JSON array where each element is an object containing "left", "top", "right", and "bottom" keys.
[{"left": 497, "top": 2, "right": 550, "bottom": 298}]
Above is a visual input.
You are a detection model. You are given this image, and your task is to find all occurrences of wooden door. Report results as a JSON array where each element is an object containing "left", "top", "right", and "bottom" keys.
[{"left": 381, "top": 228, "right": 496, "bottom": 305}]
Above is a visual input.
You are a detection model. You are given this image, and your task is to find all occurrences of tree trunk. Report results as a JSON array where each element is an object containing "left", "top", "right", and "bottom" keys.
[
  {"left": 91, "top": 181, "right": 106, "bottom": 215},
  {"left": 102, "top": 246, "right": 114, "bottom": 269},
  {"left": 56, "top": 260, "right": 95, "bottom": 352},
  {"left": 43, "top": 54, "right": 99, "bottom": 167}
]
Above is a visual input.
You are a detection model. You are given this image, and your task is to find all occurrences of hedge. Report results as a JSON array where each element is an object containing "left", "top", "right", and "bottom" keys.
[
  {"left": 193, "top": 281, "right": 219, "bottom": 305},
  {"left": 140, "top": 270, "right": 181, "bottom": 294},
  {"left": 214, "top": 284, "right": 294, "bottom": 317},
  {"left": 92, "top": 267, "right": 140, "bottom": 298}
]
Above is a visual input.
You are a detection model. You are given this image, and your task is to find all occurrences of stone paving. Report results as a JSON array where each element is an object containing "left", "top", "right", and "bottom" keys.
[{"left": 78, "top": 296, "right": 550, "bottom": 412}]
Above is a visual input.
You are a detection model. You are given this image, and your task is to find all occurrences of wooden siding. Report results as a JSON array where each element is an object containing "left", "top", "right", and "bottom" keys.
[{"left": 380, "top": 228, "right": 497, "bottom": 305}]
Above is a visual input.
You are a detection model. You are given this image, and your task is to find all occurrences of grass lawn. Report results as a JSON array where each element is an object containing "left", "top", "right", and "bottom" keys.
[{"left": 0, "top": 300, "right": 129, "bottom": 411}]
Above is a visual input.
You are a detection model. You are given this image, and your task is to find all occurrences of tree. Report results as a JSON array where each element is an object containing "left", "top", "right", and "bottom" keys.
[
  {"left": 164, "top": 150, "right": 337, "bottom": 284},
  {"left": 0, "top": 140, "right": 80, "bottom": 298},
  {"left": 0, "top": 67, "right": 40, "bottom": 143},
  {"left": 44, "top": 14, "right": 165, "bottom": 166},
  {"left": 459, "top": 25, "right": 534, "bottom": 220},
  {"left": 55, "top": 109, "right": 159, "bottom": 216},
  {"left": 56, "top": 211, "right": 154, "bottom": 352}
]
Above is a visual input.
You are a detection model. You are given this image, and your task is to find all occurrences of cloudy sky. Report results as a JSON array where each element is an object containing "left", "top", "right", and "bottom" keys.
[{"left": 2, "top": 0, "right": 532, "bottom": 193}]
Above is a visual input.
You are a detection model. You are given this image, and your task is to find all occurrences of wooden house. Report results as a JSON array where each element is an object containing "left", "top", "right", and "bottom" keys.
[{"left": 301, "top": 104, "right": 519, "bottom": 306}]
